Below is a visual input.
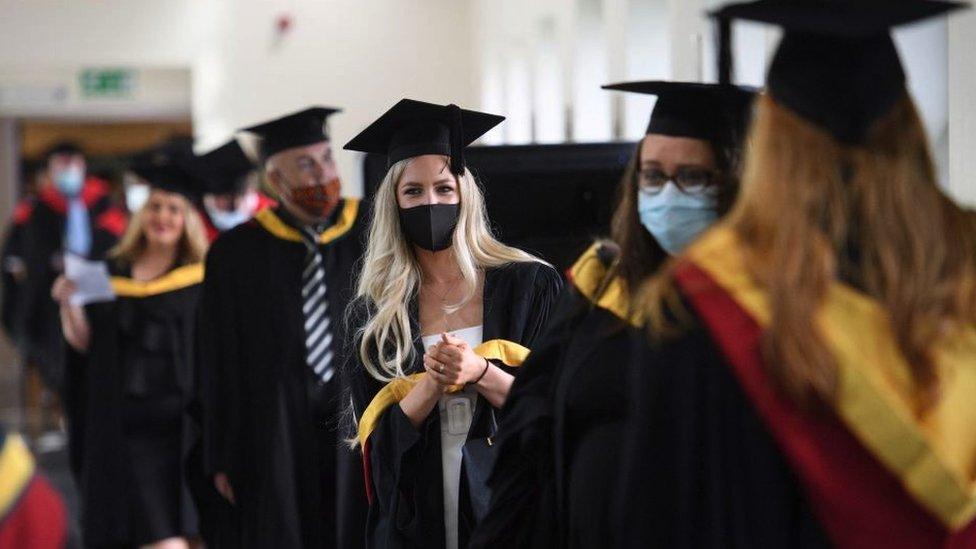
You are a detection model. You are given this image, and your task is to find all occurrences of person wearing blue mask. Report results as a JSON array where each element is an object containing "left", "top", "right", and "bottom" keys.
[
  {"left": 0, "top": 141, "right": 127, "bottom": 445},
  {"left": 471, "top": 81, "right": 755, "bottom": 549}
]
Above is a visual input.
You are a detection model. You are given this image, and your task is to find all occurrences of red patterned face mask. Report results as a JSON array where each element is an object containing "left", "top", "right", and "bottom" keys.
[{"left": 290, "top": 178, "right": 341, "bottom": 219}]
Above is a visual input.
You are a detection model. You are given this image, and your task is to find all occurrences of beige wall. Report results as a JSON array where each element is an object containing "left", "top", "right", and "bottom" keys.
[
  {"left": 949, "top": 2, "right": 976, "bottom": 207},
  {"left": 192, "top": 0, "right": 477, "bottom": 196},
  {"left": 0, "top": 0, "right": 478, "bottom": 197},
  {"left": 0, "top": 1, "right": 204, "bottom": 66},
  {"left": 0, "top": 0, "right": 972, "bottom": 203}
]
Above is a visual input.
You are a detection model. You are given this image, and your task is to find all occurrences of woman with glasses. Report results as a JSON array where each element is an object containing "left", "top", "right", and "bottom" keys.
[{"left": 471, "top": 81, "right": 755, "bottom": 548}]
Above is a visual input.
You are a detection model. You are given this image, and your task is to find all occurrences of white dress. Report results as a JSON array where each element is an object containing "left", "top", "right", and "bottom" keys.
[{"left": 421, "top": 325, "right": 484, "bottom": 549}]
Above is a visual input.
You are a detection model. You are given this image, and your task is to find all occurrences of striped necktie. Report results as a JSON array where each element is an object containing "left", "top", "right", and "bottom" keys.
[{"left": 300, "top": 227, "right": 335, "bottom": 384}]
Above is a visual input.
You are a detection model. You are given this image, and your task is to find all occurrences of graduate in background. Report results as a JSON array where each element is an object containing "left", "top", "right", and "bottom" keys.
[
  {"left": 197, "top": 107, "right": 368, "bottom": 549},
  {"left": 0, "top": 142, "right": 127, "bottom": 442},
  {"left": 342, "top": 99, "right": 563, "bottom": 549},
  {"left": 53, "top": 158, "right": 208, "bottom": 549},
  {"left": 614, "top": 1, "right": 976, "bottom": 547},
  {"left": 469, "top": 82, "right": 755, "bottom": 549},
  {"left": 196, "top": 139, "right": 276, "bottom": 242},
  {"left": 122, "top": 136, "right": 196, "bottom": 215}
]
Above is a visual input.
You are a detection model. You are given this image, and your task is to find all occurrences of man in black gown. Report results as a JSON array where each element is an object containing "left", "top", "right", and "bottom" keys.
[
  {"left": 197, "top": 107, "right": 367, "bottom": 548},
  {"left": 1, "top": 142, "right": 126, "bottom": 449}
]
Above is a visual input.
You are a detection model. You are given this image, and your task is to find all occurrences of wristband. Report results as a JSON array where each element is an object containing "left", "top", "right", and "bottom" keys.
[{"left": 472, "top": 357, "right": 490, "bottom": 385}]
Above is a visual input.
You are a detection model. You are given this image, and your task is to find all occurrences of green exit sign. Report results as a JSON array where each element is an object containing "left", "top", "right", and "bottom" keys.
[{"left": 79, "top": 68, "right": 135, "bottom": 98}]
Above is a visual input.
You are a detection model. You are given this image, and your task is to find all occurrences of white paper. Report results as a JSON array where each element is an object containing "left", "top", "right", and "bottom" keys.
[{"left": 64, "top": 254, "right": 116, "bottom": 306}]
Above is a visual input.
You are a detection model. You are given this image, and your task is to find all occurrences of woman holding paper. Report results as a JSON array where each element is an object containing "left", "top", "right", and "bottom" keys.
[{"left": 52, "top": 159, "right": 208, "bottom": 549}]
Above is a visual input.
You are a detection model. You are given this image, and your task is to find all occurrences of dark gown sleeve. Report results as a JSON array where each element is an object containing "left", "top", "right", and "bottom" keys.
[
  {"left": 63, "top": 324, "right": 90, "bottom": 481},
  {"left": 62, "top": 257, "right": 125, "bottom": 484},
  {"left": 62, "top": 261, "right": 124, "bottom": 481},
  {"left": 469, "top": 282, "right": 589, "bottom": 549},
  {"left": 612, "top": 314, "right": 830, "bottom": 548},
  {"left": 1, "top": 218, "right": 26, "bottom": 345},
  {"left": 343, "top": 296, "right": 436, "bottom": 547},
  {"left": 518, "top": 263, "right": 564, "bottom": 348},
  {"left": 196, "top": 238, "right": 242, "bottom": 478},
  {"left": 192, "top": 243, "right": 246, "bottom": 549}
]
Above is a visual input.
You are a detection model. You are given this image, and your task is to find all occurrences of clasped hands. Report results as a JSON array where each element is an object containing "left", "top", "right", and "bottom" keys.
[{"left": 423, "top": 333, "right": 488, "bottom": 389}]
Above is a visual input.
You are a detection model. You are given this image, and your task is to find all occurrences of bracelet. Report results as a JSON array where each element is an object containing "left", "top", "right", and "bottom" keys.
[{"left": 472, "top": 357, "right": 491, "bottom": 385}]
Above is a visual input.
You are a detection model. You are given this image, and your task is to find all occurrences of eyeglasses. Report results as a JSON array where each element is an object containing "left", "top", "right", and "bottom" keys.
[{"left": 637, "top": 167, "right": 721, "bottom": 195}]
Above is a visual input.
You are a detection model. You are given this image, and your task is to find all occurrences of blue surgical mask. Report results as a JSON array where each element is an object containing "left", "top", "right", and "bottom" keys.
[
  {"left": 206, "top": 204, "right": 251, "bottom": 231},
  {"left": 54, "top": 166, "right": 85, "bottom": 197},
  {"left": 204, "top": 192, "right": 256, "bottom": 231},
  {"left": 637, "top": 182, "right": 718, "bottom": 255}
]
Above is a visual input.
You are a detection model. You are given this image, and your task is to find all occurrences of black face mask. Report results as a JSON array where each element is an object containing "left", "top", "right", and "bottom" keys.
[{"left": 398, "top": 203, "right": 460, "bottom": 252}]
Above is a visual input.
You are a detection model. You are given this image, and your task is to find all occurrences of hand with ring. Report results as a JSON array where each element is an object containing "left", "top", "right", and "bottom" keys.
[
  {"left": 423, "top": 332, "right": 486, "bottom": 386},
  {"left": 423, "top": 341, "right": 454, "bottom": 388}
]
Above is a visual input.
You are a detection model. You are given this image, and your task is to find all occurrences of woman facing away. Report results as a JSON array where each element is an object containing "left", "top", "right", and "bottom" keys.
[
  {"left": 614, "top": 2, "right": 976, "bottom": 547},
  {"left": 341, "top": 98, "right": 563, "bottom": 549},
  {"left": 54, "top": 159, "right": 208, "bottom": 549}
]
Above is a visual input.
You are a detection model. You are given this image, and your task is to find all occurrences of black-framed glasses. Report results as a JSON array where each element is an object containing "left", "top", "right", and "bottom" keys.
[{"left": 638, "top": 167, "right": 720, "bottom": 195}]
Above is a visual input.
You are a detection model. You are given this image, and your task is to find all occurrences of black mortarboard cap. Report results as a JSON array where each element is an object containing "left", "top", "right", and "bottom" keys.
[
  {"left": 343, "top": 98, "right": 505, "bottom": 175},
  {"left": 197, "top": 139, "right": 255, "bottom": 195},
  {"left": 240, "top": 106, "right": 341, "bottom": 160},
  {"left": 130, "top": 157, "right": 208, "bottom": 201},
  {"left": 711, "top": 0, "right": 967, "bottom": 144},
  {"left": 602, "top": 81, "right": 756, "bottom": 141},
  {"left": 127, "top": 135, "right": 195, "bottom": 167},
  {"left": 129, "top": 136, "right": 206, "bottom": 201}
]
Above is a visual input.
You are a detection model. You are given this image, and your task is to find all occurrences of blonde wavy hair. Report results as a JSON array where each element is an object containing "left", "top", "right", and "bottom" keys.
[
  {"left": 110, "top": 190, "right": 209, "bottom": 266},
  {"left": 641, "top": 93, "right": 976, "bottom": 412},
  {"left": 355, "top": 156, "right": 545, "bottom": 383}
]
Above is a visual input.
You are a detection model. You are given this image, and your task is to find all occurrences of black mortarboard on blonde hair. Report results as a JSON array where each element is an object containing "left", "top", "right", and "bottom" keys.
[
  {"left": 342, "top": 98, "right": 504, "bottom": 176},
  {"left": 130, "top": 159, "right": 208, "bottom": 201},
  {"left": 711, "top": 0, "right": 967, "bottom": 144},
  {"left": 127, "top": 137, "right": 205, "bottom": 200}
]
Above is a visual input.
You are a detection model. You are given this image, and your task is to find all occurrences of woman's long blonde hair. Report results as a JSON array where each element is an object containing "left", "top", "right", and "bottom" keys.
[
  {"left": 355, "top": 157, "right": 544, "bottom": 382},
  {"left": 642, "top": 93, "right": 976, "bottom": 411},
  {"left": 109, "top": 190, "right": 209, "bottom": 266}
]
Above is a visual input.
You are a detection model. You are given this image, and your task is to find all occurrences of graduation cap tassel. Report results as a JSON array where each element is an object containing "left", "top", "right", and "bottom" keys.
[
  {"left": 717, "top": 17, "right": 733, "bottom": 86},
  {"left": 448, "top": 104, "right": 465, "bottom": 175}
]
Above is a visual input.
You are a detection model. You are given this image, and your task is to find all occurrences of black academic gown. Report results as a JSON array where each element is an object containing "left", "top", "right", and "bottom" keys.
[
  {"left": 606, "top": 313, "right": 830, "bottom": 549},
  {"left": 196, "top": 201, "right": 368, "bottom": 549},
  {"left": 1, "top": 218, "right": 27, "bottom": 345},
  {"left": 1, "top": 179, "right": 126, "bottom": 392},
  {"left": 474, "top": 242, "right": 829, "bottom": 549},
  {"left": 64, "top": 261, "right": 203, "bottom": 548},
  {"left": 612, "top": 227, "right": 976, "bottom": 548},
  {"left": 346, "top": 260, "right": 562, "bottom": 549},
  {"left": 469, "top": 244, "right": 647, "bottom": 549}
]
